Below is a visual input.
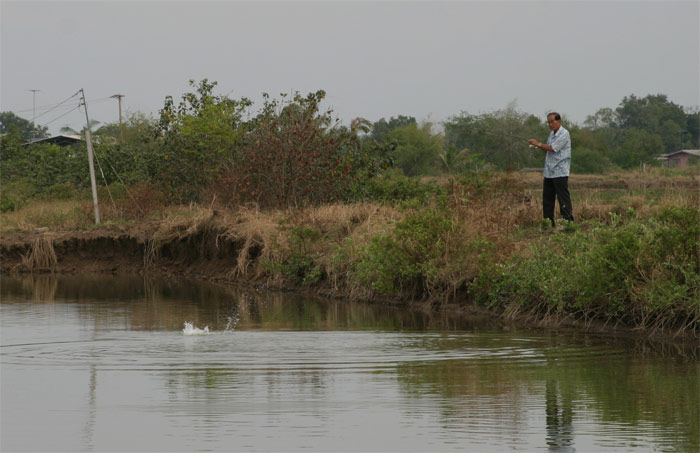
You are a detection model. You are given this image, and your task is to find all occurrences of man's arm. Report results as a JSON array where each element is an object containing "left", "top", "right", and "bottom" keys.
[{"left": 528, "top": 138, "right": 555, "bottom": 152}]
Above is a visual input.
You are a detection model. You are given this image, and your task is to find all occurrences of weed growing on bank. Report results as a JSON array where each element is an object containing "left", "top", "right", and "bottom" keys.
[
  {"left": 344, "top": 198, "right": 494, "bottom": 300},
  {"left": 474, "top": 205, "right": 699, "bottom": 334}
]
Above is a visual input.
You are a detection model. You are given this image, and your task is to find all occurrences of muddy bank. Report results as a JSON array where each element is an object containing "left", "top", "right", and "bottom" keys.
[
  {"left": 0, "top": 225, "right": 489, "bottom": 320},
  {"left": 0, "top": 224, "right": 245, "bottom": 280},
  {"left": 1, "top": 227, "right": 150, "bottom": 275}
]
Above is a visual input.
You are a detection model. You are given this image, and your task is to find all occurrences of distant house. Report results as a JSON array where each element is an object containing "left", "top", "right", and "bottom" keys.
[
  {"left": 658, "top": 150, "right": 700, "bottom": 167},
  {"left": 24, "top": 134, "right": 83, "bottom": 147}
]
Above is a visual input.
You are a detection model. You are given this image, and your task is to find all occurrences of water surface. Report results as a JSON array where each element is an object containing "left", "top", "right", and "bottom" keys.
[{"left": 1, "top": 275, "right": 697, "bottom": 452}]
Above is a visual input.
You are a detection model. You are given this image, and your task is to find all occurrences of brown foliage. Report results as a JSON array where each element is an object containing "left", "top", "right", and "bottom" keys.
[
  {"left": 218, "top": 91, "right": 358, "bottom": 208},
  {"left": 114, "top": 182, "right": 166, "bottom": 221}
]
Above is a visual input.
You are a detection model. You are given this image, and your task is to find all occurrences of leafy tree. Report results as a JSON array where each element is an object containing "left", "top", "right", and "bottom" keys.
[
  {"left": 1, "top": 115, "right": 87, "bottom": 193},
  {"left": 222, "top": 90, "right": 362, "bottom": 207},
  {"left": 584, "top": 107, "right": 617, "bottom": 129},
  {"left": 0, "top": 111, "right": 49, "bottom": 140},
  {"left": 444, "top": 102, "right": 546, "bottom": 170},
  {"left": 658, "top": 119, "right": 684, "bottom": 152},
  {"left": 369, "top": 115, "right": 416, "bottom": 142},
  {"left": 613, "top": 128, "right": 664, "bottom": 168},
  {"left": 438, "top": 145, "right": 469, "bottom": 173},
  {"left": 685, "top": 110, "right": 700, "bottom": 149},
  {"left": 570, "top": 125, "right": 610, "bottom": 154},
  {"left": 615, "top": 94, "right": 687, "bottom": 152},
  {"left": 385, "top": 122, "right": 443, "bottom": 176},
  {"left": 90, "top": 113, "right": 161, "bottom": 186},
  {"left": 571, "top": 148, "right": 614, "bottom": 174},
  {"left": 155, "top": 79, "right": 251, "bottom": 202},
  {"left": 616, "top": 94, "right": 685, "bottom": 130},
  {"left": 1, "top": 140, "right": 87, "bottom": 190}
]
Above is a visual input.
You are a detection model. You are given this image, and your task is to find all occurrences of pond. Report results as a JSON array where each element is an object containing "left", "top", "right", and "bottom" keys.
[{"left": 1, "top": 275, "right": 697, "bottom": 452}]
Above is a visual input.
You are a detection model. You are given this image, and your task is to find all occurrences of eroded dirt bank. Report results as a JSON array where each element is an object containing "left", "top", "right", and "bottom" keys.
[
  {"left": 1, "top": 225, "right": 481, "bottom": 318},
  {"left": 0, "top": 224, "right": 250, "bottom": 281}
]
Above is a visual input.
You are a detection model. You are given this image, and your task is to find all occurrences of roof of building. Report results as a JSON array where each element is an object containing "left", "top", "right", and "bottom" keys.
[
  {"left": 660, "top": 149, "right": 700, "bottom": 158},
  {"left": 24, "top": 135, "right": 83, "bottom": 146}
]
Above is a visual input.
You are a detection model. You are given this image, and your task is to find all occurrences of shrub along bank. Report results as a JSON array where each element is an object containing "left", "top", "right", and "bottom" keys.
[{"left": 474, "top": 206, "right": 699, "bottom": 334}]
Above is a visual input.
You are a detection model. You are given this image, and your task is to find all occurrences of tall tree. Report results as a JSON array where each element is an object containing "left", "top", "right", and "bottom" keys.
[
  {"left": 615, "top": 94, "right": 687, "bottom": 152},
  {"left": 369, "top": 115, "right": 417, "bottom": 143},
  {"left": 443, "top": 102, "right": 546, "bottom": 169},
  {"left": 155, "top": 79, "right": 251, "bottom": 201},
  {"left": 0, "top": 111, "right": 49, "bottom": 140},
  {"left": 385, "top": 122, "right": 443, "bottom": 176},
  {"left": 684, "top": 109, "right": 700, "bottom": 149}
]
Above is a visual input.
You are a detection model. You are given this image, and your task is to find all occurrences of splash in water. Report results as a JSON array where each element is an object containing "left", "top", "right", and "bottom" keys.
[
  {"left": 183, "top": 322, "right": 209, "bottom": 335},
  {"left": 225, "top": 314, "right": 240, "bottom": 331}
]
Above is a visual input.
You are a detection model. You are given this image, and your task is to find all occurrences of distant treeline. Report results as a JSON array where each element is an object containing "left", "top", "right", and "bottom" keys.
[{"left": 1, "top": 80, "right": 698, "bottom": 208}]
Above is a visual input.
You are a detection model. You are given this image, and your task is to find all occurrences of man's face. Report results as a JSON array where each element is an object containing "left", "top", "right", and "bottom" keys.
[{"left": 547, "top": 115, "right": 561, "bottom": 132}]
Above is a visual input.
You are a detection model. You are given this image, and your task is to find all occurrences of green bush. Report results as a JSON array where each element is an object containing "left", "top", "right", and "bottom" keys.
[
  {"left": 476, "top": 208, "right": 699, "bottom": 331},
  {"left": 385, "top": 123, "right": 443, "bottom": 176},
  {"left": 155, "top": 79, "right": 250, "bottom": 202},
  {"left": 0, "top": 180, "right": 35, "bottom": 213},
  {"left": 0, "top": 191, "right": 19, "bottom": 213},
  {"left": 571, "top": 147, "right": 614, "bottom": 174},
  {"left": 1, "top": 142, "right": 87, "bottom": 191},
  {"left": 354, "top": 205, "right": 454, "bottom": 296},
  {"left": 265, "top": 225, "right": 324, "bottom": 285},
  {"left": 39, "top": 183, "right": 79, "bottom": 201},
  {"left": 363, "top": 173, "right": 445, "bottom": 204}
]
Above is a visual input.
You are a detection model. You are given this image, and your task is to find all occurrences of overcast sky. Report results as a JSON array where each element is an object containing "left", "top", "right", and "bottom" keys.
[{"left": 2, "top": 0, "right": 699, "bottom": 135}]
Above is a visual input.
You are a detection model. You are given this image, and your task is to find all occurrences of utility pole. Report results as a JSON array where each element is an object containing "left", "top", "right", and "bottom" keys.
[
  {"left": 80, "top": 89, "right": 100, "bottom": 224},
  {"left": 110, "top": 94, "right": 125, "bottom": 143},
  {"left": 27, "top": 89, "right": 40, "bottom": 139}
]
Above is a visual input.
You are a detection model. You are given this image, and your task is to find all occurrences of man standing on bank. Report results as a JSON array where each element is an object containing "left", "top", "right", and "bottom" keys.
[{"left": 528, "top": 112, "right": 574, "bottom": 227}]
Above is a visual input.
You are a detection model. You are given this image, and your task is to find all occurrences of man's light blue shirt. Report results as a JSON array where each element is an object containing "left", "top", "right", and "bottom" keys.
[{"left": 543, "top": 125, "right": 571, "bottom": 178}]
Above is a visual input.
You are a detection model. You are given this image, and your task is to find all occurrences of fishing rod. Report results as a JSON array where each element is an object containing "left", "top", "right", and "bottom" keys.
[{"left": 477, "top": 128, "right": 540, "bottom": 149}]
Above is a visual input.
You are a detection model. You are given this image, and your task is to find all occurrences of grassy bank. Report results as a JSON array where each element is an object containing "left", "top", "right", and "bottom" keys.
[{"left": 2, "top": 169, "right": 698, "bottom": 336}]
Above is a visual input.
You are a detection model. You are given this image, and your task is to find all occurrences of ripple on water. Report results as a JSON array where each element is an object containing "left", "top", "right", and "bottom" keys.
[{"left": 0, "top": 329, "right": 630, "bottom": 377}]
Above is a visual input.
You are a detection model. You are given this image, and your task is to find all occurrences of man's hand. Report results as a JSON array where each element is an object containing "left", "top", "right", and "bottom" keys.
[{"left": 528, "top": 139, "right": 541, "bottom": 147}]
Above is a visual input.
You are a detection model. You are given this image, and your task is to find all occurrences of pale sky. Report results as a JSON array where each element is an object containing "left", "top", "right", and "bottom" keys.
[{"left": 2, "top": 0, "right": 699, "bottom": 135}]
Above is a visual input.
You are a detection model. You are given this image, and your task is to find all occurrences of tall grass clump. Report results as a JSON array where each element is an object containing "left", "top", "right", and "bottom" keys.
[
  {"left": 341, "top": 196, "right": 495, "bottom": 300},
  {"left": 362, "top": 173, "right": 445, "bottom": 204},
  {"left": 476, "top": 205, "right": 699, "bottom": 335}
]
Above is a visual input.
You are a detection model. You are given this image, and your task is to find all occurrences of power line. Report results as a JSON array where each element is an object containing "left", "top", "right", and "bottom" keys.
[
  {"left": 31, "top": 91, "right": 81, "bottom": 122},
  {"left": 13, "top": 99, "right": 80, "bottom": 114},
  {"left": 27, "top": 92, "right": 118, "bottom": 131},
  {"left": 12, "top": 96, "right": 113, "bottom": 116},
  {"left": 39, "top": 105, "right": 81, "bottom": 128}
]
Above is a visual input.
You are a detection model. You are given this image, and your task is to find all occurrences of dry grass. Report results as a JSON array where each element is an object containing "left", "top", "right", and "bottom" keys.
[
  {"left": 141, "top": 202, "right": 404, "bottom": 281},
  {"left": 19, "top": 235, "right": 58, "bottom": 271},
  {"left": 0, "top": 200, "right": 93, "bottom": 232},
  {"left": 286, "top": 203, "right": 404, "bottom": 284},
  {"left": 518, "top": 167, "right": 699, "bottom": 191},
  {"left": 220, "top": 206, "right": 289, "bottom": 279}
]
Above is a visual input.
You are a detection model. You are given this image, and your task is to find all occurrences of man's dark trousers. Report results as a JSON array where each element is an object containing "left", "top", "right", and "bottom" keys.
[{"left": 543, "top": 176, "right": 574, "bottom": 227}]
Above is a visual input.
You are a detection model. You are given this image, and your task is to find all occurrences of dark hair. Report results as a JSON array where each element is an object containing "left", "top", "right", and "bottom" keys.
[{"left": 547, "top": 112, "right": 561, "bottom": 121}]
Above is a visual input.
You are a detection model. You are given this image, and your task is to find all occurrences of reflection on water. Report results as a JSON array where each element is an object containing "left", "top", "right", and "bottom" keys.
[
  {"left": 1, "top": 275, "right": 698, "bottom": 452},
  {"left": 545, "top": 379, "right": 574, "bottom": 452},
  {"left": 1, "top": 274, "right": 481, "bottom": 332}
]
